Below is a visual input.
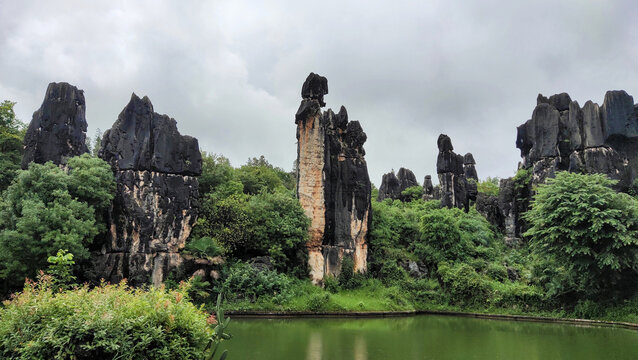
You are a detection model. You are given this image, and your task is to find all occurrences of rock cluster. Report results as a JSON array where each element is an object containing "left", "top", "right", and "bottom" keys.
[
  {"left": 489, "top": 90, "right": 638, "bottom": 240},
  {"left": 94, "top": 94, "right": 202, "bottom": 286},
  {"left": 377, "top": 167, "right": 418, "bottom": 201},
  {"left": 516, "top": 91, "right": 638, "bottom": 189},
  {"left": 295, "top": 73, "right": 372, "bottom": 284},
  {"left": 22, "top": 82, "right": 89, "bottom": 168},
  {"left": 436, "top": 134, "right": 477, "bottom": 211}
]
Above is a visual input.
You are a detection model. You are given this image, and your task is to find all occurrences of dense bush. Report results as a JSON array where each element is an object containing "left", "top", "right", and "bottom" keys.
[
  {"left": 185, "top": 236, "right": 226, "bottom": 258},
  {"left": 0, "top": 156, "right": 115, "bottom": 290},
  {"left": 0, "top": 100, "right": 25, "bottom": 193},
  {"left": 0, "top": 277, "right": 214, "bottom": 359},
  {"left": 524, "top": 172, "right": 638, "bottom": 301},
  {"left": 437, "top": 262, "right": 491, "bottom": 306},
  {"left": 218, "top": 262, "right": 293, "bottom": 303},
  {"left": 193, "top": 155, "right": 309, "bottom": 276}
]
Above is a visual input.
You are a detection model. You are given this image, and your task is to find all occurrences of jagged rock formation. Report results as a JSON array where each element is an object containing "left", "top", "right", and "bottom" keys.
[
  {"left": 422, "top": 175, "right": 441, "bottom": 201},
  {"left": 94, "top": 94, "right": 202, "bottom": 286},
  {"left": 437, "top": 134, "right": 470, "bottom": 210},
  {"left": 496, "top": 90, "right": 638, "bottom": 240},
  {"left": 464, "top": 153, "right": 478, "bottom": 204},
  {"left": 378, "top": 167, "right": 418, "bottom": 201},
  {"left": 22, "top": 82, "right": 88, "bottom": 168},
  {"left": 516, "top": 91, "right": 638, "bottom": 189},
  {"left": 295, "top": 73, "right": 372, "bottom": 284},
  {"left": 397, "top": 168, "right": 418, "bottom": 192},
  {"left": 378, "top": 172, "right": 400, "bottom": 201}
]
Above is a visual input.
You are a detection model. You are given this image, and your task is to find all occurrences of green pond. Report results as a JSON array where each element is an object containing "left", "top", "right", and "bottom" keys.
[{"left": 222, "top": 315, "right": 638, "bottom": 359}]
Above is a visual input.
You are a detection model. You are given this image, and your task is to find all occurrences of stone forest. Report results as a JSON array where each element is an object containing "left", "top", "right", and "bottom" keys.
[{"left": 2, "top": 73, "right": 638, "bottom": 358}]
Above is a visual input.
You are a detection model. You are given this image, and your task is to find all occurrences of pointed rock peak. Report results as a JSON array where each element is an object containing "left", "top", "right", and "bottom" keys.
[
  {"left": 464, "top": 153, "right": 476, "bottom": 165},
  {"left": 301, "top": 72, "right": 328, "bottom": 106},
  {"left": 437, "top": 134, "right": 454, "bottom": 152},
  {"left": 537, "top": 93, "right": 549, "bottom": 105},
  {"left": 548, "top": 93, "right": 572, "bottom": 111}
]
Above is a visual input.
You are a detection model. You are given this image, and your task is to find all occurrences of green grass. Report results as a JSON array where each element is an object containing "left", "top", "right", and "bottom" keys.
[{"left": 217, "top": 277, "right": 638, "bottom": 325}]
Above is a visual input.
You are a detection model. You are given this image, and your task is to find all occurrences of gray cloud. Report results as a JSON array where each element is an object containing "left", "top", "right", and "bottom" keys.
[{"left": 1, "top": 0, "right": 637, "bottom": 186}]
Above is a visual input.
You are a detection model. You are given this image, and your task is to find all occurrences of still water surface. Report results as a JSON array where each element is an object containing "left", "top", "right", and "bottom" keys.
[{"left": 223, "top": 315, "right": 638, "bottom": 360}]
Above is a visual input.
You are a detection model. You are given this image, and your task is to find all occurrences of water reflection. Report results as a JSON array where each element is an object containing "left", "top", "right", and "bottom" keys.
[
  {"left": 306, "top": 331, "right": 322, "bottom": 360},
  {"left": 225, "top": 315, "right": 638, "bottom": 360},
  {"left": 354, "top": 335, "right": 367, "bottom": 360}
]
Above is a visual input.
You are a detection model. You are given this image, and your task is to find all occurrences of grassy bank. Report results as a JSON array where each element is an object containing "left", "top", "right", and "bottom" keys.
[{"left": 216, "top": 278, "right": 638, "bottom": 325}]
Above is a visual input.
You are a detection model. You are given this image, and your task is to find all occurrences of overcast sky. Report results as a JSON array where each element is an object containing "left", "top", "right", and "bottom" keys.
[{"left": 1, "top": 1, "right": 637, "bottom": 186}]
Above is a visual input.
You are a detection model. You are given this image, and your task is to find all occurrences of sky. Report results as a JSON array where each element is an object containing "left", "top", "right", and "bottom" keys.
[{"left": 1, "top": 0, "right": 637, "bottom": 187}]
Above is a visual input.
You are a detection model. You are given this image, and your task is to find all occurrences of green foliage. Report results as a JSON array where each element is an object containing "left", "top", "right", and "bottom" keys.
[
  {"left": 337, "top": 256, "right": 365, "bottom": 289},
  {"left": 477, "top": 177, "right": 500, "bottom": 196},
  {"left": 198, "top": 153, "right": 235, "bottom": 196},
  {"left": 46, "top": 249, "right": 77, "bottom": 290},
  {"left": 378, "top": 261, "right": 407, "bottom": 286},
  {"left": 236, "top": 156, "right": 291, "bottom": 195},
  {"left": 0, "top": 157, "right": 115, "bottom": 290},
  {"left": 194, "top": 154, "right": 309, "bottom": 276},
  {"left": 400, "top": 185, "right": 424, "bottom": 202},
  {"left": 0, "top": 278, "right": 215, "bottom": 359},
  {"left": 219, "top": 263, "right": 293, "bottom": 303},
  {"left": 513, "top": 168, "right": 532, "bottom": 191},
  {"left": 368, "top": 199, "right": 434, "bottom": 275},
  {"left": 524, "top": 172, "right": 638, "bottom": 301},
  {"left": 203, "top": 294, "right": 232, "bottom": 360},
  {"left": 306, "top": 293, "right": 331, "bottom": 312},
  {"left": 437, "top": 262, "right": 491, "bottom": 306},
  {"left": 414, "top": 208, "right": 468, "bottom": 265},
  {"left": 186, "top": 237, "right": 226, "bottom": 259},
  {"left": 485, "top": 262, "right": 508, "bottom": 283},
  {"left": 0, "top": 100, "right": 25, "bottom": 193}
]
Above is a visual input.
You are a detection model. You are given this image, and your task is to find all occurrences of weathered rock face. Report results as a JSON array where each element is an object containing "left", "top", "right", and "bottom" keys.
[
  {"left": 22, "top": 82, "right": 88, "bottom": 168},
  {"left": 95, "top": 94, "right": 202, "bottom": 286},
  {"left": 501, "top": 90, "right": 638, "bottom": 240},
  {"left": 295, "top": 73, "right": 371, "bottom": 284},
  {"left": 378, "top": 172, "right": 401, "bottom": 201},
  {"left": 516, "top": 91, "right": 638, "bottom": 189},
  {"left": 437, "top": 134, "right": 469, "bottom": 210},
  {"left": 378, "top": 167, "right": 418, "bottom": 201},
  {"left": 422, "top": 175, "right": 440, "bottom": 201},
  {"left": 397, "top": 168, "right": 418, "bottom": 192}
]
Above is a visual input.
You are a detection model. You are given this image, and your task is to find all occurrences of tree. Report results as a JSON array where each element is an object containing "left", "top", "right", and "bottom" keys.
[
  {"left": 0, "top": 100, "right": 25, "bottom": 193},
  {"left": 0, "top": 157, "right": 115, "bottom": 290},
  {"left": 524, "top": 172, "right": 638, "bottom": 301}
]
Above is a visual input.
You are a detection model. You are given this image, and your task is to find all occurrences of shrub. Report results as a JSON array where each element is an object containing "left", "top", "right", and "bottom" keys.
[
  {"left": 491, "top": 281, "right": 544, "bottom": 310},
  {"left": 45, "top": 249, "right": 77, "bottom": 290},
  {"left": 0, "top": 158, "right": 115, "bottom": 289},
  {"left": 400, "top": 185, "right": 424, "bottom": 202},
  {"left": 306, "top": 293, "right": 331, "bottom": 312},
  {"left": 219, "top": 262, "right": 293, "bottom": 303},
  {"left": 185, "top": 236, "right": 225, "bottom": 258},
  {"left": 0, "top": 278, "right": 214, "bottom": 359},
  {"left": 486, "top": 262, "right": 508, "bottom": 282},
  {"left": 524, "top": 172, "right": 638, "bottom": 301},
  {"left": 378, "top": 261, "right": 407, "bottom": 286},
  {"left": 477, "top": 177, "right": 500, "bottom": 196},
  {"left": 437, "top": 262, "right": 491, "bottom": 306},
  {"left": 323, "top": 275, "right": 340, "bottom": 293},
  {"left": 337, "top": 256, "right": 364, "bottom": 289},
  {"left": 414, "top": 208, "right": 470, "bottom": 265}
]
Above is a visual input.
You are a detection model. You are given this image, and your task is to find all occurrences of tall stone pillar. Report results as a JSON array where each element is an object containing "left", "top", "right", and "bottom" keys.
[{"left": 295, "top": 73, "right": 371, "bottom": 284}]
